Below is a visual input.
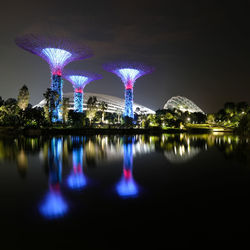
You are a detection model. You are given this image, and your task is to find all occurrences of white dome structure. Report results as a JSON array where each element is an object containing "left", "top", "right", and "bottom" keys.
[
  {"left": 164, "top": 96, "right": 205, "bottom": 114},
  {"left": 34, "top": 92, "right": 155, "bottom": 115}
]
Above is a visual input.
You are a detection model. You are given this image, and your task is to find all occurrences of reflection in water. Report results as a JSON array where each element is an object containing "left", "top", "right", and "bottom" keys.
[
  {"left": 39, "top": 138, "right": 68, "bottom": 219},
  {"left": 67, "top": 137, "right": 87, "bottom": 190},
  {"left": 0, "top": 134, "right": 248, "bottom": 169},
  {"left": 116, "top": 137, "right": 139, "bottom": 198}
]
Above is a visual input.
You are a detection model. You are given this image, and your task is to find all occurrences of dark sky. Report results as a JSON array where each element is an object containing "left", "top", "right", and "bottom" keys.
[{"left": 0, "top": 0, "right": 249, "bottom": 113}]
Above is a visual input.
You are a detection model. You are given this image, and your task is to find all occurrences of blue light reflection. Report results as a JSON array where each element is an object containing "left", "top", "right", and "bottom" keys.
[
  {"left": 116, "top": 137, "right": 139, "bottom": 198},
  {"left": 67, "top": 139, "right": 87, "bottom": 190},
  {"left": 39, "top": 138, "right": 69, "bottom": 219}
]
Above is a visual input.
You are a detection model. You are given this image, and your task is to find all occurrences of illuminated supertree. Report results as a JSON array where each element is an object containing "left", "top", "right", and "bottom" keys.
[
  {"left": 39, "top": 138, "right": 68, "bottom": 219},
  {"left": 116, "top": 136, "right": 139, "bottom": 198},
  {"left": 103, "top": 62, "right": 154, "bottom": 119},
  {"left": 64, "top": 70, "right": 102, "bottom": 113},
  {"left": 67, "top": 136, "right": 87, "bottom": 190},
  {"left": 15, "top": 34, "right": 93, "bottom": 122}
]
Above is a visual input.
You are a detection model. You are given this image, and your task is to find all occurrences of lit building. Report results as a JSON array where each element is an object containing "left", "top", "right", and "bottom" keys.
[
  {"left": 34, "top": 92, "right": 155, "bottom": 115},
  {"left": 164, "top": 96, "right": 205, "bottom": 114}
]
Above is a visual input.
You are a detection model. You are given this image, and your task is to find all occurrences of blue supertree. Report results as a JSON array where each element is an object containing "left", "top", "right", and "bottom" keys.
[
  {"left": 67, "top": 136, "right": 87, "bottom": 190},
  {"left": 39, "top": 138, "right": 68, "bottom": 219},
  {"left": 116, "top": 136, "right": 139, "bottom": 198},
  {"left": 15, "top": 34, "right": 93, "bottom": 122},
  {"left": 103, "top": 62, "right": 154, "bottom": 119},
  {"left": 64, "top": 70, "right": 102, "bottom": 113}
]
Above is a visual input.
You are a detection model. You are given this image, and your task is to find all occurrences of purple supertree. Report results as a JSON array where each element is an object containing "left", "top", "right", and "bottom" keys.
[
  {"left": 63, "top": 70, "right": 102, "bottom": 113},
  {"left": 103, "top": 62, "right": 154, "bottom": 119},
  {"left": 15, "top": 34, "right": 93, "bottom": 122}
]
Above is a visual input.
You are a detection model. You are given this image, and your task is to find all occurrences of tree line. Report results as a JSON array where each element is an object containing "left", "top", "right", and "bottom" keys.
[{"left": 0, "top": 85, "right": 249, "bottom": 134}]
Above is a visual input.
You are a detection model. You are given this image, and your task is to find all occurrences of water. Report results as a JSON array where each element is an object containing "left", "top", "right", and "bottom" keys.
[{"left": 0, "top": 133, "right": 249, "bottom": 247}]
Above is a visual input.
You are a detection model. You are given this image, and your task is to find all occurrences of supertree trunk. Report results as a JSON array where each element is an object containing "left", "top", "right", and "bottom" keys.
[
  {"left": 124, "top": 87, "right": 134, "bottom": 119},
  {"left": 51, "top": 74, "right": 63, "bottom": 122},
  {"left": 74, "top": 89, "right": 83, "bottom": 113}
]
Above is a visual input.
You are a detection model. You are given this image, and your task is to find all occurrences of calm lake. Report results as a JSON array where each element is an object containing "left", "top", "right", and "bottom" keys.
[{"left": 0, "top": 133, "right": 249, "bottom": 248}]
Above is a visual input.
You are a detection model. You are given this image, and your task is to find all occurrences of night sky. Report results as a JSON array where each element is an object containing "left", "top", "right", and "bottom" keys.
[{"left": 0, "top": 0, "right": 249, "bottom": 113}]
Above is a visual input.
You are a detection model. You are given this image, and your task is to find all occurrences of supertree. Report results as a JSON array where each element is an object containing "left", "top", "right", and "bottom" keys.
[
  {"left": 103, "top": 62, "right": 154, "bottom": 119},
  {"left": 15, "top": 34, "right": 93, "bottom": 122},
  {"left": 116, "top": 136, "right": 139, "bottom": 198},
  {"left": 64, "top": 70, "right": 102, "bottom": 113}
]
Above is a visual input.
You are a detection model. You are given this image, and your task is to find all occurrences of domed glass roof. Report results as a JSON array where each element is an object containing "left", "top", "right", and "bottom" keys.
[{"left": 164, "top": 96, "right": 205, "bottom": 114}]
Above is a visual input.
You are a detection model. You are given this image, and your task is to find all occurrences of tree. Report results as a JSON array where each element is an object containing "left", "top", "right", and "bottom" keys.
[
  {"left": 224, "top": 102, "right": 236, "bottom": 115},
  {"left": 99, "top": 101, "right": 108, "bottom": 123},
  {"left": 0, "top": 96, "right": 4, "bottom": 107},
  {"left": 0, "top": 98, "right": 20, "bottom": 126},
  {"left": 62, "top": 97, "right": 70, "bottom": 124},
  {"left": 207, "top": 114, "right": 215, "bottom": 124},
  {"left": 116, "top": 108, "right": 122, "bottom": 124},
  {"left": 68, "top": 110, "right": 86, "bottom": 128},
  {"left": 17, "top": 85, "right": 29, "bottom": 110},
  {"left": 86, "top": 96, "right": 98, "bottom": 125}
]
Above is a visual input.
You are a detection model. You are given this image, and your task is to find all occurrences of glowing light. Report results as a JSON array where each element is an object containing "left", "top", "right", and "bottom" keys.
[
  {"left": 69, "top": 75, "right": 88, "bottom": 89},
  {"left": 39, "top": 189, "right": 68, "bottom": 219},
  {"left": 42, "top": 48, "right": 72, "bottom": 73},
  {"left": 64, "top": 71, "right": 102, "bottom": 113},
  {"left": 67, "top": 147, "right": 87, "bottom": 190},
  {"left": 67, "top": 173, "right": 86, "bottom": 190},
  {"left": 39, "top": 138, "right": 68, "bottom": 219},
  {"left": 116, "top": 176, "right": 138, "bottom": 197},
  {"left": 116, "top": 137, "right": 139, "bottom": 198},
  {"left": 74, "top": 91, "right": 83, "bottom": 113},
  {"left": 124, "top": 88, "right": 134, "bottom": 118},
  {"left": 103, "top": 62, "right": 154, "bottom": 120},
  {"left": 118, "top": 68, "right": 140, "bottom": 85}
]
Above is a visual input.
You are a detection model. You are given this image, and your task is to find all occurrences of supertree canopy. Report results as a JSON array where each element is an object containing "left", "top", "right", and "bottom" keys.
[
  {"left": 103, "top": 62, "right": 154, "bottom": 119},
  {"left": 15, "top": 34, "right": 93, "bottom": 122},
  {"left": 64, "top": 70, "right": 102, "bottom": 113}
]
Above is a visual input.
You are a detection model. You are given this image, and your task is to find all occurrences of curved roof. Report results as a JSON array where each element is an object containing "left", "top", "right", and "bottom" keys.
[
  {"left": 34, "top": 92, "right": 155, "bottom": 115},
  {"left": 163, "top": 96, "right": 205, "bottom": 114}
]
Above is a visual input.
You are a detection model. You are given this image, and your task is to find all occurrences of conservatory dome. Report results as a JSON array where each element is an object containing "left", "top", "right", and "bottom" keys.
[{"left": 163, "top": 96, "right": 205, "bottom": 114}]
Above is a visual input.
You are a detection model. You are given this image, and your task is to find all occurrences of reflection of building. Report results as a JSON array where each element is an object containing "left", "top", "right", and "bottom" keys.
[
  {"left": 39, "top": 138, "right": 68, "bottom": 219},
  {"left": 116, "top": 137, "right": 139, "bottom": 198},
  {"left": 162, "top": 134, "right": 202, "bottom": 163},
  {"left": 34, "top": 92, "right": 155, "bottom": 115},
  {"left": 164, "top": 96, "right": 205, "bottom": 114},
  {"left": 164, "top": 147, "right": 201, "bottom": 163}
]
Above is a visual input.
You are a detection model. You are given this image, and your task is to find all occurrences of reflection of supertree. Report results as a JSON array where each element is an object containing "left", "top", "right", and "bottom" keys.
[
  {"left": 67, "top": 136, "right": 87, "bottom": 190},
  {"left": 103, "top": 62, "right": 154, "bottom": 119},
  {"left": 64, "top": 70, "right": 102, "bottom": 113},
  {"left": 39, "top": 138, "right": 68, "bottom": 219},
  {"left": 116, "top": 137, "right": 138, "bottom": 197},
  {"left": 15, "top": 34, "right": 93, "bottom": 122}
]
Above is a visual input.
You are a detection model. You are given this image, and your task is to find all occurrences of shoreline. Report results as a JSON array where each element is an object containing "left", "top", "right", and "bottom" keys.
[{"left": 0, "top": 126, "right": 234, "bottom": 137}]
